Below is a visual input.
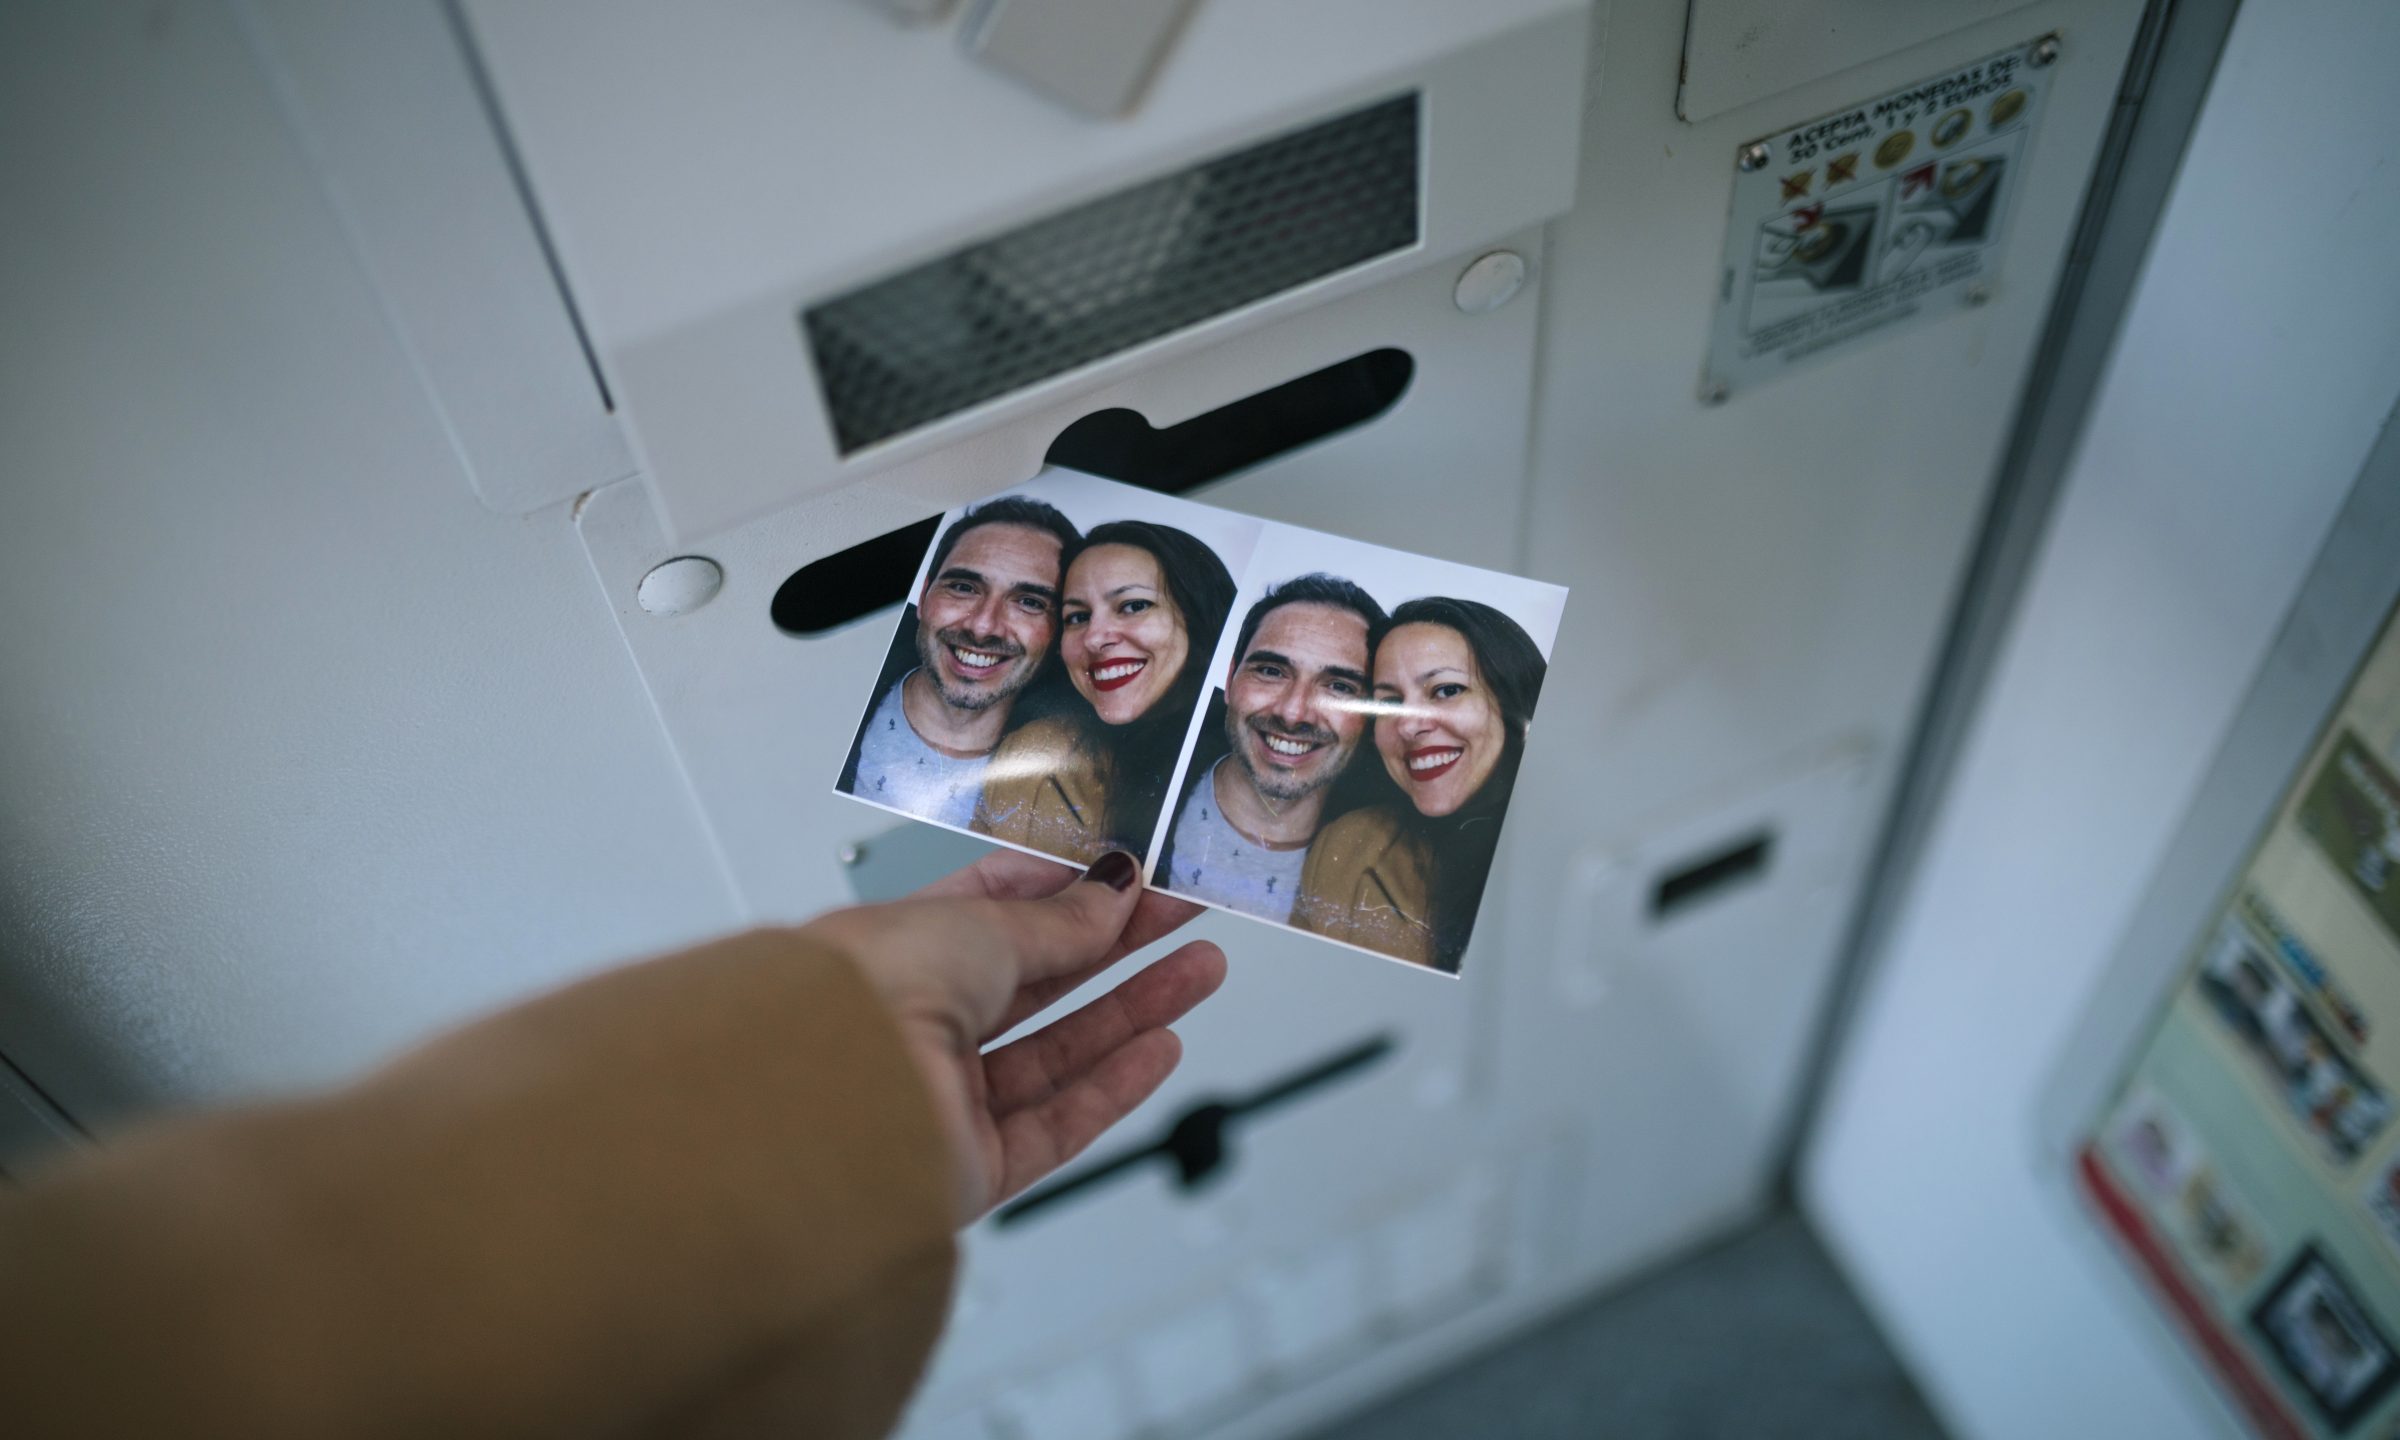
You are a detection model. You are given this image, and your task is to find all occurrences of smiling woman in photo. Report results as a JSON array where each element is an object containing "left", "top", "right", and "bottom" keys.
[
  {"left": 1292, "top": 597, "right": 1548, "bottom": 971},
  {"left": 974, "top": 521, "right": 1236, "bottom": 863}
]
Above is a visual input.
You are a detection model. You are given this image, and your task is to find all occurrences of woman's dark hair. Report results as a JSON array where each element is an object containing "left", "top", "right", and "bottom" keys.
[
  {"left": 1030, "top": 521, "right": 1238, "bottom": 848},
  {"left": 1374, "top": 597, "right": 1549, "bottom": 970}
]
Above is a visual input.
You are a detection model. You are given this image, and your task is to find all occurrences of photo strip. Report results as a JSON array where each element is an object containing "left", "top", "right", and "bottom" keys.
[{"left": 834, "top": 469, "right": 1569, "bottom": 977}]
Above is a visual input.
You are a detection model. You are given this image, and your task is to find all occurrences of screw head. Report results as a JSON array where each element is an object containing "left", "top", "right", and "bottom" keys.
[
  {"left": 1965, "top": 281, "right": 1992, "bottom": 307},
  {"left": 838, "top": 842, "right": 867, "bottom": 867},
  {"left": 2030, "top": 33, "right": 2061, "bottom": 67},
  {"left": 636, "top": 555, "right": 723, "bottom": 617},
  {"left": 1737, "top": 141, "right": 1771, "bottom": 172},
  {"left": 1454, "top": 249, "right": 1529, "bottom": 314},
  {"left": 1700, "top": 380, "right": 1731, "bottom": 407}
]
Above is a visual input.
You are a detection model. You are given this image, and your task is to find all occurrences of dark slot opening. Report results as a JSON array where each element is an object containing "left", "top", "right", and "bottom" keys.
[
  {"left": 993, "top": 1033, "right": 1395, "bottom": 1226},
  {"left": 1047, "top": 347, "right": 1412, "bottom": 493},
  {"left": 1651, "top": 831, "right": 1775, "bottom": 920},
  {"left": 770, "top": 516, "right": 938, "bottom": 636},
  {"left": 769, "top": 348, "right": 1411, "bottom": 636}
]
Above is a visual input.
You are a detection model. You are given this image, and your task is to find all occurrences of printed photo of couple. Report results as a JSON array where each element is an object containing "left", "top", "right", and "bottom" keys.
[{"left": 836, "top": 470, "right": 1568, "bottom": 976}]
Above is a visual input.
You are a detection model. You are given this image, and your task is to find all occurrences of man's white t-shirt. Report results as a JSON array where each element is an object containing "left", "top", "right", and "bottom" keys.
[
  {"left": 852, "top": 672, "right": 991, "bottom": 831},
  {"left": 1160, "top": 761, "right": 1309, "bottom": 923}
]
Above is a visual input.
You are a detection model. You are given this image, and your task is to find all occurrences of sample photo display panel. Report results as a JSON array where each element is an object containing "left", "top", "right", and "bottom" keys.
[
  {"left": 835, "top": 469, "right": 1569, "bottom": 976},
  {"left": 2077, "top": 592, "right": 2400, "bottom": 1440}
]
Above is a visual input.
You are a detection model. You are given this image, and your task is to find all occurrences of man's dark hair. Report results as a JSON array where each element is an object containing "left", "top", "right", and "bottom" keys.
[
  {"left": 927, "top": 496, "right": 1080, "bottom": 583},
  {"left": 1229, "top": 573, "right": 1387, "bottom": 672}
]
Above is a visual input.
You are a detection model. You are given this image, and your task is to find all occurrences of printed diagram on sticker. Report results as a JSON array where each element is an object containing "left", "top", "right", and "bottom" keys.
[{"left": 1706, "top": 38, "right": 2053, "bottom": 395}]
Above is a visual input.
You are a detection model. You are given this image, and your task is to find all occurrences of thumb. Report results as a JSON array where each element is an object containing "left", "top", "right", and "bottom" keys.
[{"left": 987, "top": 850, "right": 1144, "bottom": 987}]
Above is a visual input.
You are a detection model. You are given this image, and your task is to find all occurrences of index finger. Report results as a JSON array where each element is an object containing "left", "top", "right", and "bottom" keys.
[
  {"left": 986, "top": 890, "right": 1205, "bottom": 1039},
  {"left": 915, "top": 849, "right": 1205, "bottom": 964},
  {"left": 911, "top": 848, "right": 1081, "bottom": 903}
]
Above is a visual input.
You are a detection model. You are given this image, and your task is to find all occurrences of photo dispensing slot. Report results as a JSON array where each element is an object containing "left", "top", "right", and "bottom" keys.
[{"left": 770, "top": 349, "right": 1413, "bottom": 636}]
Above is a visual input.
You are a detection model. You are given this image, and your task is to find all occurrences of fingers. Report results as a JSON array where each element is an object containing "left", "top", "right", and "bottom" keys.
[
  {"left": 911, "top": 848, "right": 1080, "bottom": 903},
  {"left": 993, "top": 1029, "right": 1184, "bottom": 1206},
  {"left": 915, "top": 852, "right": 1202, "bottom": 961},
  {"left": 1112, "top": 891, "right": 1206, "bottom": 965},
  {"left": 983, "top": 941, "right": 1227, "bottom": 1114},
  {"left": 977, "top": 851, "right": 1146, "bottom": 987},
  {"left": 985, "top": 894, "right": 1209, "bottom": 1038}
]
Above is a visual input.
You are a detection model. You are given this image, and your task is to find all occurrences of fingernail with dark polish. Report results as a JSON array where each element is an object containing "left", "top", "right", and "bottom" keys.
[{"left": 1085, "top": 851, "right": 1139, "bottom": 892}]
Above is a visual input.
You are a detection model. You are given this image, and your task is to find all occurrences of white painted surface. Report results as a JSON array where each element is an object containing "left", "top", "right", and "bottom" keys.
[
  {"left": 0, "top": 3, "right": 740, "bottom": 1122},
  {"left": 241, "top": 0, "right": 638, "bottom": 515},
  {"left": 964, "top": 0, "right": 1200, "bottom": 117},
  {"left": 460, "top": 0, "right": 1593, "bottom": 540},
  {"left": 1803, "top": 3, "right": 2400, "bottom": 1436},
  {"left": 1679, "top": 0, "right": 2042, "bottom": 123}
]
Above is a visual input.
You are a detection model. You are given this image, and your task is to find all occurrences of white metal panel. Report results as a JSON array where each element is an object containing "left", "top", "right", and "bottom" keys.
[
  {"left": 963, "top": 0, "right": 1201, "bottom": 117},
  {"left": 1803, "top": 1, "right": 2400, "bottom": 1435},
  {"left": 0, "top": 1, "right": 739, "bottom": 1120},
  {"left": 1679, "top": 0, "right": 2043, "bottom": 124},
  {"left": 239, "top": 0, "right": 639, "bottom": 515},
  {"left": 459, "top": 0, "right": 1592, "bottom": 541},
  {"left": 1488, "top": 0, "right": 2148, "bottom": 1275}
]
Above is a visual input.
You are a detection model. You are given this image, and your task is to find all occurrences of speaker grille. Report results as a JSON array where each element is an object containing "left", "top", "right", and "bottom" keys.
[{"left": 802, "top": 93, "right": 1421, "bottom": 454}]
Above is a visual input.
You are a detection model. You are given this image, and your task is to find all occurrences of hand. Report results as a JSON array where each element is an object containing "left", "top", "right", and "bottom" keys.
[{"left": 803, "top": 849, "right": 1226, "bottom": 1224}]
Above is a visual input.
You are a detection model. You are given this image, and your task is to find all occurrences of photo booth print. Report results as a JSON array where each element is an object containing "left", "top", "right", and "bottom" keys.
[{"left": 835, "top": 469, "right": 1567, "bottom": 977}]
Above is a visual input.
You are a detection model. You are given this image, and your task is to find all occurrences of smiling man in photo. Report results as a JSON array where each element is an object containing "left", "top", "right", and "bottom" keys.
[
  {"left": 842, "top": 497, "right": 1080, "bottom": 829},
  {"left": 1157, "top": 574, "right": 1384, "bottom": 922}
]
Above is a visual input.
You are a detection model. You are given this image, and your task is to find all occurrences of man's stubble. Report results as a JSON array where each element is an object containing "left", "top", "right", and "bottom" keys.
[{"left": 916, "top": 622, "right": 1039, "bottom": 714}]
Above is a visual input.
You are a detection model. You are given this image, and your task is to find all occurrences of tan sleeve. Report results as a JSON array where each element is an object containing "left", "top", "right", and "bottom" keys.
[
  {"left": 1292, "top": 817, "right": 1361, "bottom": 941},
  {"left": 0, "top": 931, "right": 958, "bottom": 1440}
]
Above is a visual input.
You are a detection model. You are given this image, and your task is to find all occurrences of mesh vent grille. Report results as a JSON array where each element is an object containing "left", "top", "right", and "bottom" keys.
[{"left": 802, "top": 93, "right": 1421, "bottom": 454}]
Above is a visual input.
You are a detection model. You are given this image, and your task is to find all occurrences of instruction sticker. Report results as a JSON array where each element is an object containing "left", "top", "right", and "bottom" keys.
[{"left": 1703, "top": 37, "right": 2053, "bottom": 395}]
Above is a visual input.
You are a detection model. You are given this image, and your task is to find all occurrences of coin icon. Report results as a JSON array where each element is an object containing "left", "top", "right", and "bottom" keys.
[
  {"left": 1875, "top": 130, "right": 1915, "bottom": 169},
  {"left": 1942, "top": 157, "right": 1991, "bottom": 199},
  {"left": 1932, "top": 107, "right": 1973, "bottom": 148},
  {"left": 1990, "top": 89, "right": 2028, "bottom": 128},
  {"left": 1794, "top": 222, "right": 1843, "bottom": 263}
]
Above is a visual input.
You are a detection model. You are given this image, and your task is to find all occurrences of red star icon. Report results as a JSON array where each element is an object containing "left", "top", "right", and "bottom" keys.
[{"left": 1901, "top": 163, "right": 1936, "bottom": 199}]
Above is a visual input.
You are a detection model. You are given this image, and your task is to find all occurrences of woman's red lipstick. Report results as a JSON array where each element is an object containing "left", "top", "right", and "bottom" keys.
[
  {"left": 1403, "top": 745, "right": 1463, "bottom": 783},
  {"left": 1088, "top": 657, "right": 1148, "bottom": 692}
]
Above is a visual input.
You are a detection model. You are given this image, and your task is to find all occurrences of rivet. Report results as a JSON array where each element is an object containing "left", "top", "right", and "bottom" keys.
[
  {"left": 1700, "top": 379, "right": 1731, "bottom": 407},
  {"left": 1965, "top": 282, "right": 1992, "bottom": 307},
  {"left": 1453, "top": 250, "right": 1530, "bottom": 314},
  {"left": 839, "top": 842, "right": 868, "bottom": 867},
  {"left": 635, "top": 556, "right": 723, "bottom": 617},
  {"left": 2030, "top": 33, "right": 2062, "bottom": 68},
  {"left": 1737, "top": 141, "right": 1771, "bottom": 172}
]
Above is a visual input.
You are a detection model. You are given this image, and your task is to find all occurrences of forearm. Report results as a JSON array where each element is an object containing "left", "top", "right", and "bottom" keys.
[{"left": 0, "top": 933, "right": 957, "bottom": 1440}]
